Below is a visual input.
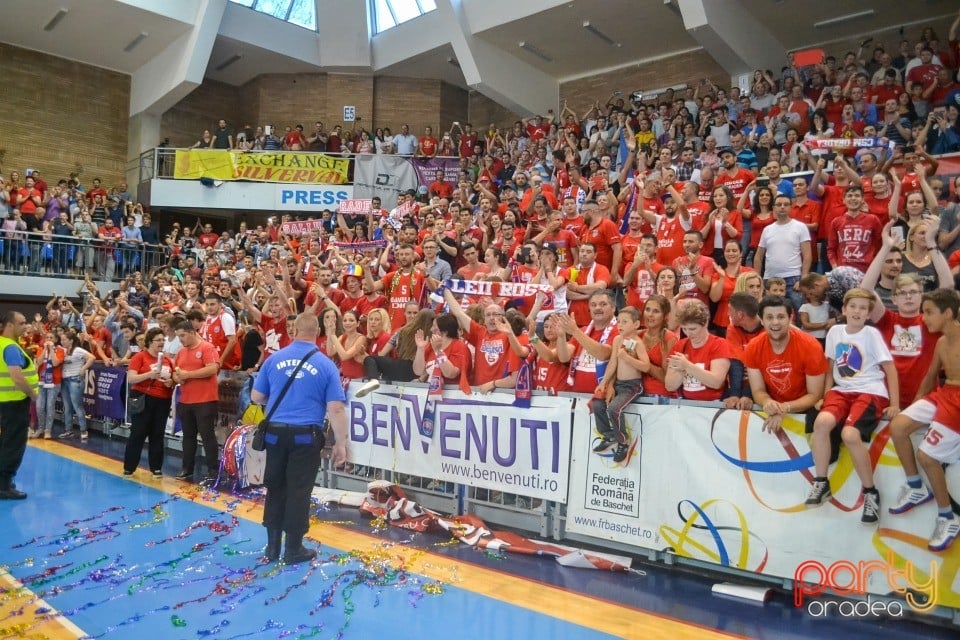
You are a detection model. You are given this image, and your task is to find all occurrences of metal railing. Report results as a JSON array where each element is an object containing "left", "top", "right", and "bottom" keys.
[{"left": 0, "top": 229, "right": 168, "bottom": 280}]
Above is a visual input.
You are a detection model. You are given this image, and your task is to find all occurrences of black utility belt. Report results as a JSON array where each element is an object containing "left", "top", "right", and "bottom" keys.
[{"left": 265, "top": 423, "right": 321, "bottom": 433}]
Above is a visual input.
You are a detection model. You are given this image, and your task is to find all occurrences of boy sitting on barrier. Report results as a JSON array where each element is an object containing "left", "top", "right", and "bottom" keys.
[
  {"left": 886, "top": 288, "right": 960, "bottom": 552},
  {"left": 805, "top": 288, "right": 899, "bottom": 525},
  {"left": 590, "top": 306, "right": 649, "bottom": 462}
]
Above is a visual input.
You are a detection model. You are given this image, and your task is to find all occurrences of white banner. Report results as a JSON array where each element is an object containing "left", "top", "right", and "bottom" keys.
[
  {"left": 345, "top": 382, "right": 573, "bottom": 502},
  {"left": 274, "top": 184, "right": 353, "bottom": 211},
  {"left": 565, "top": 403, "right": 960, "bottom": 610},
  {"left": 353, "top": 155, "right": 418, "bottom": 207}
]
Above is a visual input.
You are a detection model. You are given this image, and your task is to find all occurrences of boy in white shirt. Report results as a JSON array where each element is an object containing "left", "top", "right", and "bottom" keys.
[{"left": 805, "top": 288, "right": 899, "bottom": 524}]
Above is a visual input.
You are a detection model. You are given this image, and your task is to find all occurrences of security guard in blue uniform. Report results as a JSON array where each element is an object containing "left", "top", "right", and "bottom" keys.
[
  {"left": 251, "top": 312, "right": 349, "bottom": 564},
  {"left": 0, "top": 311, "right": 39, "bottom": 500}
]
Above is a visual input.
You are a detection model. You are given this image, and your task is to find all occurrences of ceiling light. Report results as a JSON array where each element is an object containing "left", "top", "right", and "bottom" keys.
[
  {"left": 582, "top": 21, "right": 618, "bottom": 47},
  {"left": 518, "top": 41, "right": 553, "bottom": 63},
  {"left": 214, "top": 54, "right": 243, "bottom": 71},
  {"left": 123, "top": 32, "right": 149, "bottom": 53},
  {"left": 43, "top": 8, "right": 68, "bottom": 32},
  {"left": 814, "top": 10, "right": 875, "bottom": 29}
]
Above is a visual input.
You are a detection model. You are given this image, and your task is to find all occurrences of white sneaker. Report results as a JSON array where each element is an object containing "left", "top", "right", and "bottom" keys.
[
  {"left": 929, "top": 515, "right": 960, "bottom": 552},
  {"left": 353, "top": 379, "right": 380, "bottom": 399},
  {"left": 888, "top": 483, "right": 933, "bottom": 515}
]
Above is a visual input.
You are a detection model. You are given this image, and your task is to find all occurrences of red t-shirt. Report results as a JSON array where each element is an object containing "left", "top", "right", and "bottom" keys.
[
  {"left": 379, "top": 269, "right": 426, "bottom": 329},
  {"left": 875, "top": 310, "right": 938, "bottom": 405},
  {"left": 198, "top": 232, "right": 218, "bottom": 248},
  {"left": 712, "top": 267, "right": 755, "bottom": 329},
  {"left": 534, "top": 341, "right": 573, "bottom": 395},
  {"left": 338, "top": 334, "right": 366, "bottom": 379},
  {"left": 259, "top": 315, "right": 291, "bottom": 356},
  {"left": 655, "top": 214, "right": 689, "bottom": 265},
  {"left": 790, "top": 200, "right": 822, "bottom": 242},
  {"left": 568, "top": 262, "right": 612, "bottom": 327},
  {"left": 419, "top": 136, "right": 438, "bottom": 156},
  {"left": 742, "top": 328, "right": 828, "bottom": 403},
  {"left": 541, "top": 229, "right": 579, "bottom": 269},
  {"left": 715, "top": 167, "right": 756, "bottom": 200},
  {"left": 174, "top": 340, "right": 220, "bottom": 404},
  {"left": 465, "top": 320, "right": 520, "bottom": 386},
  {"left": 424, "top": 339, "right": 472, "bottom": 387},
  {"left": 367, "top": 332, "right": 391, "bottom": 357},
  {"left": 625, "top": 263, "right": 661, "bottom": 312},
  {"left": 580, "top": 219, "right": 622, "bottom": 271},
  {"left": 129, "top": 350, "right": 175, "bottom": 399},
  {"left": 458, "top": 133, "right": 478, "bottom": 158},
  {"left": 640, "top": 330, "right": 678, "bottom": 398},
  {"left": 668, "top": 335, "right": 733, "bottom": 401},
  {"left": 672, "top": 254, "right": 716, "bottom": 305}
]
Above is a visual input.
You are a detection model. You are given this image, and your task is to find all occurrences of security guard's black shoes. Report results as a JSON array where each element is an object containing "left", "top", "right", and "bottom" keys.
[
  {"left": 264, "top": 529, "right": 283, "bottom": 562},
  {"left": 283, "top": 536, "right": 317, "bottom": 565},
  {"left": 0, "top": 484, "right": 26, "bottom": 500}
]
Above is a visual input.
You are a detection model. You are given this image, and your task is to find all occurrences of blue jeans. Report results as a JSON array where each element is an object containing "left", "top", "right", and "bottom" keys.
[
  {"left": 61, "top": 376, "right": 87, "bottom": 433},
  {"left": 37, "top": 385, "right": 60, "bottom": 435},
  {"left": 782, "top": 275, "right": 805, "bottom": 317}
]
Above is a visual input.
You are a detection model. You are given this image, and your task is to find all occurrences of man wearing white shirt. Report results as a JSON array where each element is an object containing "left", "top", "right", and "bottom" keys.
[{"left": 754, "top": 194, "right": 811, "bottom": 313}]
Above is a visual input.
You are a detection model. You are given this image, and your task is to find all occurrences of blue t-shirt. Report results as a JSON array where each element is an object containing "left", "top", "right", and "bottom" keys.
[
  {"left": 253, "top": 340, "right": 345, "bottom": 426},
  {"left": 3, "top": 343, "right": 28, "bottom": 369}
]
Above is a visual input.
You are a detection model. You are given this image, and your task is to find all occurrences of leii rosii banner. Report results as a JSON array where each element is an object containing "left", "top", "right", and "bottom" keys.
[{"left": 173, "top": 150, "right": 350, "bottom": 184}]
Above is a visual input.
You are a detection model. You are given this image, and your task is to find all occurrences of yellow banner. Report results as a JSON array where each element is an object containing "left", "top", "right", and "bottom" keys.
[{"left": 173, "top": 150, "right": 349, "bottom": 184}]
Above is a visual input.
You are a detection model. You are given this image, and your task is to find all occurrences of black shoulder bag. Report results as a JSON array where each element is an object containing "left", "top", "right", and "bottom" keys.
[{"left": 251, "top": 347, "right": 319, "bottom": 451}]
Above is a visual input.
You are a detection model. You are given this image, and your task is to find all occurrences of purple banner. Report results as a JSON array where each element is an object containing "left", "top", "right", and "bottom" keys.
[
  {"left": 410, "top": 157, "right": 460, "bottom": 188},
  {"left": 83, "top": 365, "right": 128, "bottom": 421}
]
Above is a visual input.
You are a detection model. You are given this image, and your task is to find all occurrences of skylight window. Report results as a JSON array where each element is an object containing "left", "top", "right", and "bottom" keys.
[
  {"left": 373, "top": 0, "right": 437, "bottom": 34},
  {"left": 229, "top": 0, "right": 317, "bottom": 31}
]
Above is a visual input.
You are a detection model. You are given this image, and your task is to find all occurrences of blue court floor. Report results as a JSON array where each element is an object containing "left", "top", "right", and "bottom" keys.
[{"left": 1, "top": 439, "right": 957, "bottom": 640}]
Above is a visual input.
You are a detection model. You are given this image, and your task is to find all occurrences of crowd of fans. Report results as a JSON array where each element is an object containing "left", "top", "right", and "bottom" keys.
[{"left": 6, "top": 15, "right": 960, "bottom": 547}]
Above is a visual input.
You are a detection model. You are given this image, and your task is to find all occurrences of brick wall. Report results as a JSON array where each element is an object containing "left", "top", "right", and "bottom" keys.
[
  {"left": 468, "top": 91, "right": 519, "bottom": 132},
  {"left": 559, "top": 50, "right": 729, "bottom": 115},
  {"left": 373, "top": 76, "right": 442, "bottom": 136},
  {"left": 160, "top": 79, "right": 242, "bottom": 147},
  {"left": 439, "top": 83, "right": 469, "bottom": 134},
  {"left": 0, "top": 42, "right": 129, "bottom": 187}
]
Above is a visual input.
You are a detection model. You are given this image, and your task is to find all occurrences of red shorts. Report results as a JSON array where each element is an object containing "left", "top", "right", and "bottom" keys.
[
  {"left": 821, "top": 390, "right": 888, "bottom": 442},
  {"left": 931, "top": 384, "right": 960, "bottom": 435}
]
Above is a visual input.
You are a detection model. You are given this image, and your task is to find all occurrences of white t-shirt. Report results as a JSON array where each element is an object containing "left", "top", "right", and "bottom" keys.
[
  {"left": 61, "top": 347, "right": 92, "bottom": 378},
  {"left": 757, "top": 219, "right": 810, "bottom": 278},
  {"left": 799, "top": 301, "right": 829, "bottom": 339},
  {"left": 824, "top": 324, "right": 893, "bottom": 398}
]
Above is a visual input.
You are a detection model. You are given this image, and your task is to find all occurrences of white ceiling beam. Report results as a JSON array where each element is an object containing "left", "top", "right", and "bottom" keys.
[
  {"left": 677, "top": 0, "right": 785, "bottom": 78},
  {"left": 129, "top": 0, "right": 226, "bottom": 116},
  {"left": 438, "top": 0, "right": 558, "bottom": 116}
]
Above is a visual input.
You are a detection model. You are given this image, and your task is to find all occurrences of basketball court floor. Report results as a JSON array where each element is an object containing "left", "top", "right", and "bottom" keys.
[{"left": 1, "top": 438, "right": 955, "bottom": 639}]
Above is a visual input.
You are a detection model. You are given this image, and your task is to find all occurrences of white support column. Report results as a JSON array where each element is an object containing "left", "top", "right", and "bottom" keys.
[
  {"left": 438, "top": 0, "right": 558, "bottom": 116},
  {"left": 677, "top": 0, "right": 786, "bottom": 80},
  {"left": 127, "top": 0, "right": 226, "bottom": 198}
]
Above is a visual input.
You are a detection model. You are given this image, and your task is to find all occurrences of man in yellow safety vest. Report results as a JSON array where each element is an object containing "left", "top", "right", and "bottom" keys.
[{"left": 0, "top": 311, "right": 39, "bottom": 499}]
